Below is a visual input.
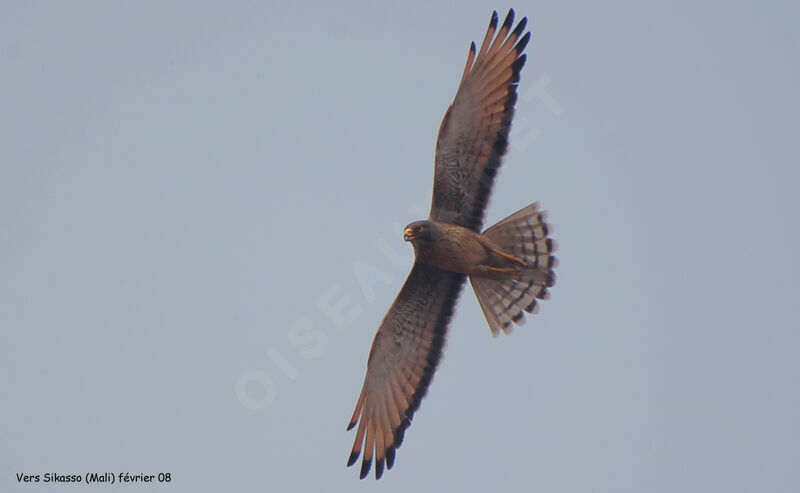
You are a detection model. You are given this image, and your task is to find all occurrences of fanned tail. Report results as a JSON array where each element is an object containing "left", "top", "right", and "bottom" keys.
[{"left": 470, "top": 202, "right": 558, "bottom": 336}]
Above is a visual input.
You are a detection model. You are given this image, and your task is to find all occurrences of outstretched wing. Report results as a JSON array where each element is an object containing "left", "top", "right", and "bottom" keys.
[
  {"left": 431, "top": 9, "right": 530, "bottom": 232},
  {"left": 346, "top": 263, "right": 466, "bottom": 479}
]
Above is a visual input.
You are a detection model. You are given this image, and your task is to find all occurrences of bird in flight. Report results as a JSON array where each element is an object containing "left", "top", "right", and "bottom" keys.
[{"left": 346, "top": 9, "right": 558, "bottom": 479}]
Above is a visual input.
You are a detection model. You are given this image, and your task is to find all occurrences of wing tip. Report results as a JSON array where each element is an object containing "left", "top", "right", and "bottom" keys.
[
  {"left": 359, "top": 458, "right": 372, "bottom": 480},
  {"left": 386, "top": 446, "right": 396, "bottom": 469},
  {"left": 512, "top": 52, "right": 527, "bottom": 77},
  {"left": 501, "top": 9, "right": 515, "bottom": 31},
  {"left": 516, "top": 31, "right": 532, "bottom": 56},
  {"left": 512, "top": 16, "right": 528, "bottom": 39},
  {"left": 394, "top": 422, "right": 408, "bottom": 447},
  {"left": 347, "top": 449, "right": 360, "bottom": 467},
  {"left": 375, "top": 458, "right": 385, "bottom": 479}
]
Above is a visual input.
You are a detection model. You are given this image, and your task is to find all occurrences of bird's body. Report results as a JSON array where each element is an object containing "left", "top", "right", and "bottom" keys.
[
  {"left": 406, "top": 220, "right": 525, "bottom": 277},
  {"left": 346, "top": 10, "right": 558, "bottom": 479}
]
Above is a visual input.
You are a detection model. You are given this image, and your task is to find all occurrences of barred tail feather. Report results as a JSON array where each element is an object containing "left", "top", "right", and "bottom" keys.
[{"left": 470, "top": 202, "right": 558, "bottom": 336}]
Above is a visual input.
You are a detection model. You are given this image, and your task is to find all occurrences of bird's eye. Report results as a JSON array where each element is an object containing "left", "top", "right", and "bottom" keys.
[{"left": 417, "top": 226, "right": 424, "bottom": 233}]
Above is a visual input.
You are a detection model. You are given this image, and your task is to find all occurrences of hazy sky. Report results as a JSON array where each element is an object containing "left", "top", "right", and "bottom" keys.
[{"left": 2, "top": 1, "right": 799, "bottom": 492}]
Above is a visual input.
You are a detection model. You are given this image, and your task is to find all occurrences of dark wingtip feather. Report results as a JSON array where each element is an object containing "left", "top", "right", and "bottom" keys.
[
  {"left": 501, "top": 9, "right": 515, "bottom": 31},
  {"left": 515, "top": 31, "right": 531, "bottom": 55},
  {"left": 511, "top": 16, "right": 528, "bottom": 39},
  {"left": 489, "top": 11, "right": 498, "bottom": 29},
  {"left": 386, "top": 446, "right": 396, "bottom": 469},
  {"left": 492, "top": 135, "right": 509, "bottom": 156},
  {"left": 513, "top": 52, "right": 527, "bottom": 71},
  {"left": 510, "top": 54, "right": 527, "bottom": 83},
  {"left": 359, "top": 458, "right": 371, "bottom": 480},
  {"left": 346, "top": 420, "right": 356, "bottom": 431},
  {"left": 394, "top": 425, "right": 407, "bottom": 447},
  {"left": 347, "top": 449, "right": 360, "bottom": 467},
  {"left": 375, "top": 458, "right": 385, "bottom": 479}
]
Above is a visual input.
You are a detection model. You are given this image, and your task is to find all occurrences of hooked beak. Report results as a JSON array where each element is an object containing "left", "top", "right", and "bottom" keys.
[{"left": 403, "top": 228, "right": 415, "bottom": 242}]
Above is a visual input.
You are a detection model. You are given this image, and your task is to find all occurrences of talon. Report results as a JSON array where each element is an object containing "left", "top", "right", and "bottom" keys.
[
  {"left": 492, "top": 248, "right": 526, "bottom": 267},
  {"left": 484, "top": 266, "right": 521, "bottom": 275}
]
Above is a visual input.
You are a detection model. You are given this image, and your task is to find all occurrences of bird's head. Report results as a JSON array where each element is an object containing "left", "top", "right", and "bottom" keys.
[{"left": 403, "top": 220, "right": 440, "bottom": 243}]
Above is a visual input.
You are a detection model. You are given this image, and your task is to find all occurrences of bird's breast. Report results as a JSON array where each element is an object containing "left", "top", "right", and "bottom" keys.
[{"left": 415, "top": 225, "right": 488, "bottom": 275}]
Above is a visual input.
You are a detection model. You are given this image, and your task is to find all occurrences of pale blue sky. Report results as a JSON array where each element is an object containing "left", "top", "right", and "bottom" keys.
[{"left": 2, "top": 1, "right": 799, "bottom": 492}]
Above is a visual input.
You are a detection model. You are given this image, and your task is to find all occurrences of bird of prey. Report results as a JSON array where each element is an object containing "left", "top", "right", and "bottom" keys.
[{"left": 346, "top": 10, "right": 557, "bottom": 479}]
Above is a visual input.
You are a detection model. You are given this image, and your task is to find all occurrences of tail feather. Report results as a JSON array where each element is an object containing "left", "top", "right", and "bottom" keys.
[
  {"left": 470, "top": 202, "right": 557, "bottom": 336},
  {"left": 472, "top": 278, "right": 513, "bottom": 334}
]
